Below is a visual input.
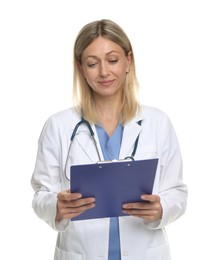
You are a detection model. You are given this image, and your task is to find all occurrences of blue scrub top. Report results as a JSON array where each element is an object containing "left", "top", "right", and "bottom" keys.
[{"left": 96, "top": 124, "right": 123, "bottom": 260}]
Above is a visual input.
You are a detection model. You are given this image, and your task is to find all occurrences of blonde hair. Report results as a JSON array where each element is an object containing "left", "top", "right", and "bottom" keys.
[{"left": 73, "top": 19, "right": 140, "bottom": 124}]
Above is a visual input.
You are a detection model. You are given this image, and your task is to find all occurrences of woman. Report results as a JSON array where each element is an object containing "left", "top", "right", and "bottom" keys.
[{"left": 31, "top": 19, "right": 187, "bottom": 260}]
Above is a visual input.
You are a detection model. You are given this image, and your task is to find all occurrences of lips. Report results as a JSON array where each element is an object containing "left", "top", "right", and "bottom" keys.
[{"left": 98, "top": 80, "right": 115, "bottom": 87}]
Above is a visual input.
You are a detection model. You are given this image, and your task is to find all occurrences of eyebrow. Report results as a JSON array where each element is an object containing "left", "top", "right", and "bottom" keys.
[{"left": 85, "top": 50, "right": 119, "bottom": 59}]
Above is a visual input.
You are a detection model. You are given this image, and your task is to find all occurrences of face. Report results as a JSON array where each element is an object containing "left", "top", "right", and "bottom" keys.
[{"left": 79, "top": 37, "right": 131, "bottom": 99}]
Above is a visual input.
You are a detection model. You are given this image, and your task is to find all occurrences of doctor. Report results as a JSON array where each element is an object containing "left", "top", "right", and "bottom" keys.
[{"left": 31, "top": 19, "right": 187, "bottom": 260}]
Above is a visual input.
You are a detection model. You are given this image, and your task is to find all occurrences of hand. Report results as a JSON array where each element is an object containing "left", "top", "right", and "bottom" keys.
[
  {"left": 56, "top": 189, "right": 95, "bottom": 221},
  {"left": 122, "top": 194, "right": 162, "bottom": 221}
]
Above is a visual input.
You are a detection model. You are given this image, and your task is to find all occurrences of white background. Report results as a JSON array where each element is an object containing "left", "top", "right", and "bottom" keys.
[{"left": 0, "top": 0, "right": 221, "bottom": 259}]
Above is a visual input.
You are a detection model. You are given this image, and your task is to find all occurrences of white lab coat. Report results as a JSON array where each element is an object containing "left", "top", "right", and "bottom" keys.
[{"left": 31, "top": 105, "right": 187, "bottom": 260}]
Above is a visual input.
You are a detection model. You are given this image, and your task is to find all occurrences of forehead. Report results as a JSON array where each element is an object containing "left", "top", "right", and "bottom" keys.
[{"left": 82, "top": 37, "right": 124, "bottom": 58}]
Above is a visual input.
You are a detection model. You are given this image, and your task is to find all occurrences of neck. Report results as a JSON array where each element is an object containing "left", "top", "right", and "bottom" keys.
[
  {"left": 94, "top": 94, "right": 122, "bottom": 120},
  {"left": 94, "top": 97, "right": 122, "bottom": 136}
]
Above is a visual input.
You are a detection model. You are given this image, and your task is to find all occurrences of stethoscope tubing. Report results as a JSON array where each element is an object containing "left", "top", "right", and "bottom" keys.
[
  {"left": 64, "top": 118, "right": 142, "bottom": 181},
  {"left": 64, "top": 118, "right": 102, "bottom": 180}
]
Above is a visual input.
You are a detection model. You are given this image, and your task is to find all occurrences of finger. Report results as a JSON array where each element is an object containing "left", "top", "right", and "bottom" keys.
[
  {"left": 57, "top": 191, "right": 82, "bottom": 201},
  {"left": 141, "top": 194, "right": 160, "bottom": 203},
  {"left": 131, "top": 213, "right": 157, "bottom": 221},
  {"left": 62, "top": 201, "right": 96, "bottom": 219},
  {"left": 122, "top": 200, "right": 162, "bottom": 212},
  {"left": 59, "top": 197, "right": 95, "bottom": 208},
  {"left": 69, "top": 197, "right": 96, "bottom": 207},
  {"left": 122, "top": 201, "right": 152, "bottom": 210},
  {"left": 123, "top": 208, "right": 157, "bottom": 215},
  {"left": 122, "top": 209, "right": 160, "bottom": 221}
]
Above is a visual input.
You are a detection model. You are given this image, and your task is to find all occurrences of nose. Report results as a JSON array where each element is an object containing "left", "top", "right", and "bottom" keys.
[{"left": 99, "top": 62, "right": 109, "bottom": 77}]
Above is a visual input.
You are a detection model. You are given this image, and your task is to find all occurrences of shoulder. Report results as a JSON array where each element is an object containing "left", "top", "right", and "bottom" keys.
[
  {"left": 136, "top": 105, "right": 175, "bottom": 132},
  {"left": 138, "top": 106, "right": 179, "bottom": 144},
  {"left": 46, "top": 107, "right": 80, "bottom": 126},
  {"left": 40, "top": 107, "right": 80, "bottom": 137},
  {"left": 139, "top": 105, "right": 170, "bottom": 121},
  {"left": 48, "top": 107, "right": 79, "bottom": 121}
]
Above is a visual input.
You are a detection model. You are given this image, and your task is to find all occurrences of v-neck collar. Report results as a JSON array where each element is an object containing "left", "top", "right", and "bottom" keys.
[{"left": 95, "top": 124, "right": 123, "bottom": 160}]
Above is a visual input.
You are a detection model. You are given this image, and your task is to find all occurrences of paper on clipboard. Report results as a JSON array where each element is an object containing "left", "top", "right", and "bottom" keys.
[{"left": 70, "top": 158, "right": 158, "bottom": 221}]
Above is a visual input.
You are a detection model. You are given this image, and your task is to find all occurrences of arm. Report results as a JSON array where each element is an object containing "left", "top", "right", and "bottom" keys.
[
  {"left": 31, "top": 115, "right": 95, "bottom": 230},
  {"left": 123, "top": 113, "right": 187, "bottom": 228}
]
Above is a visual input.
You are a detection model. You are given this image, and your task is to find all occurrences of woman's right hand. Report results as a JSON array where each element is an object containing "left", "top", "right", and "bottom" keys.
[{"left": 56, "top": 189, "right": 95, "bottom": 221}]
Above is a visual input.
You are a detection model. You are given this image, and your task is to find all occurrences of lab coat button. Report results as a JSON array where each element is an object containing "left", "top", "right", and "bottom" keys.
[{"left": 122, "top": 250, "right": 128, "bottom": 256}]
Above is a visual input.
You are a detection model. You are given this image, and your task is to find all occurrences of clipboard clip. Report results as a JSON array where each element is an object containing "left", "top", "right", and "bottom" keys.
[
  {"left": 96, "top": 157, "right": 134, "bottom": 169},
  {"left": 97, "top": 157, "right": 134, "bottom": 164}
]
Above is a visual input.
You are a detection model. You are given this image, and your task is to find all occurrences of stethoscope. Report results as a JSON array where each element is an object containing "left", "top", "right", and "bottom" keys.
[{"left": 64, "top": 117, "right": 142, "bottom": 181}]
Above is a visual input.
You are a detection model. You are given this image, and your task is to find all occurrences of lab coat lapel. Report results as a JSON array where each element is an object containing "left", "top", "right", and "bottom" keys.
[
  {"left": 75, "top": 124, "right": 103, "bottom": 163},
  {"left": 74, "top": 118, "right": 143, "bottom": 162},
  {"left": 119, "top": 120, "right": 142, "bottom": 159}
]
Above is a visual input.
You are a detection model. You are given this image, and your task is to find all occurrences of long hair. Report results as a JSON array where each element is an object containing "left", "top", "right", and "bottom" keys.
[{"left": 73, "top": 19, "right": 140, "bottom": 124}]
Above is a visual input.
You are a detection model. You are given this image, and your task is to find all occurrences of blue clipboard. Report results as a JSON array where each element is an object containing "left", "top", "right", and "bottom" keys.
[{"left": 70, "top": 158, "right": 158, "bottom": 221}]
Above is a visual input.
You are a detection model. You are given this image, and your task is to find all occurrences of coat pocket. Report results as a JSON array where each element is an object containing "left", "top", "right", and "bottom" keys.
[
  {"left": 134, "top": 148, "right": 158, "bottom": 160},
  {"left": 145, "top": 244, "right": 171, "bottom": 260},
  {"left": 54, "top": 247, "right": 84, "bottom": 260},
  {"left": 54, "top": 247, "right": 106, "bottom": 260}
]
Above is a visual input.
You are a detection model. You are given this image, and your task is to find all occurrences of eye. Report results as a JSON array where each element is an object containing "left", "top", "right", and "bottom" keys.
[
  {"left": 87, "top": 62, "right": 98, "bottom": 68},
  {"left": 108, "top": 59, "right": 118, "bottom": 64}
]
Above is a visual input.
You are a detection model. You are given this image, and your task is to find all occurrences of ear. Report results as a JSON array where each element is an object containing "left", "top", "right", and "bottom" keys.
[
  {"left": 126, "top": 51, "right": 132, "bottom": 73},
  {"left": 77, "top": 61, "right": 85, "bottom": 77}
]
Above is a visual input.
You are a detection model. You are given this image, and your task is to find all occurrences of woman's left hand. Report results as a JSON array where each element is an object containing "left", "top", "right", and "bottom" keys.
[{"left": 122, "top": 194, "right": 162, "bottom": 221}]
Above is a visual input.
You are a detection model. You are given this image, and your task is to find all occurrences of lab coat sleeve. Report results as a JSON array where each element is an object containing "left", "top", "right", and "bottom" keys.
[
  {"left": 144, "top": 113, "right": 188, "bottom": 229},
  {"left": 31, "top": 115, "right": 69, "bottom": 231}
]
